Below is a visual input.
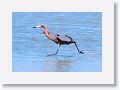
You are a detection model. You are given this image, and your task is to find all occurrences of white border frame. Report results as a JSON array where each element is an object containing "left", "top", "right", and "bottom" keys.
[{"left": 0, "top": 0, "right": 114, "bottom": 84}]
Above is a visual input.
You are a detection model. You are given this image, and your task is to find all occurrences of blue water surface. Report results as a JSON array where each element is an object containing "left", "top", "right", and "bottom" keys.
[{"left": 12, "top": 12, "right": 102, "bottom": 72}]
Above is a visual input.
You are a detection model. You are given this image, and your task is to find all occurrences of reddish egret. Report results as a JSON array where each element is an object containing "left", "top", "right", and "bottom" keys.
[{"left": 33, "top": 24, "right": 84, "bottom": 55}]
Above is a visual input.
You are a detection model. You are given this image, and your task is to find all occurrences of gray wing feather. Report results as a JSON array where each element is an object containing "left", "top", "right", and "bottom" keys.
[
  {"left": 48, "top": 32, "right": 73, "bottom": 42},
  {"left": 58, "top": 35, "right": 72, "bottom": 42},
  {"left": 48, "top": 32, "right": 58, "bottom": 38}
]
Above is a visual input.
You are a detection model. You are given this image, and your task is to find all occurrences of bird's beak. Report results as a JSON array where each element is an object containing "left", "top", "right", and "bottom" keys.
[
  {"left": 33, "top": 25, "right": 40, "bottom": 28},
  {"left": 33, "top": 26, "right": 36, "bottom": 28}
]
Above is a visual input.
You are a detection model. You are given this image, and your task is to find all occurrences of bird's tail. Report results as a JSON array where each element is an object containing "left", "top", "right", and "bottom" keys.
[{"left": 74, "top": 42, "right": 84, "bottom": 54}]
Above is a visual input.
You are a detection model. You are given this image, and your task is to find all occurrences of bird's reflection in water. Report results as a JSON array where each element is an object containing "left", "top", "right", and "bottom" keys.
[{"left": 43, "top": 55, "right": 72, "bottom": 72}]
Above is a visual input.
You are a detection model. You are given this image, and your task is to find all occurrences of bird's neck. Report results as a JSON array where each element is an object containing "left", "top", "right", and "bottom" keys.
[
  {"left": 43, "top": 26, "right": 53, "bottom": 40},
  {"left": 42, "top": 25, "right": 57, "bottom": 42},
  {"left": 43, "top": 26, "right": 49, "bottom": 36}
]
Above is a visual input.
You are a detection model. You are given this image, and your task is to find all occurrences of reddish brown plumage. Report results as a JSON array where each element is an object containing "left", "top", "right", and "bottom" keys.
[{"left": 33, "top": 24, "right": 84, "bottom": 55}]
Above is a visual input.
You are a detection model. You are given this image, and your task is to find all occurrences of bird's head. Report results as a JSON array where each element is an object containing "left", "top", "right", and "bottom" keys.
[{"left": 33, "top": 24, "right": 46, "bottom": 29}]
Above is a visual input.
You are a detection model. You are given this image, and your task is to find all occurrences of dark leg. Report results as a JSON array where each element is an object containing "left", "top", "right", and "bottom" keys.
[
  {"left": 46, "top": 43, "right": 61, "bottom": 56},
  {"left": 74, "top": 42, "right": 84, "bottom": 54},
  {"left": 55, "top": 43, "right": 60, "bottom": 54}
]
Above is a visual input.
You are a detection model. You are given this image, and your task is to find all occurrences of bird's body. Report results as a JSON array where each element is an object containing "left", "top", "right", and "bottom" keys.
[
  {"left": 42, "top": 26, "right": 74, "bottom": 44},
  {"left": 48, "top": 32, "right": 75, "bottom": 44},
  {"left": 33, "top": 24, "right": 84, "bottom": 55}
]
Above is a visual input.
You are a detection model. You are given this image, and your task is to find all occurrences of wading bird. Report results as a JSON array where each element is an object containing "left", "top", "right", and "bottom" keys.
[{"left": 33, "top": 24, "right": 84, "bottom": 55}]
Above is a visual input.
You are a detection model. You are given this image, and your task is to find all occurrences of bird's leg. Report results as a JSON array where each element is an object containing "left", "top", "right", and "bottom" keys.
[
  {"left": 74, "top": 42, "right": 84, "bottom": 54},
  {"left": 46, "top": 43, "right": 61, "bottom": 57},
  {"left": 55, "top": 43, "right": 61, "bottom": 54}
]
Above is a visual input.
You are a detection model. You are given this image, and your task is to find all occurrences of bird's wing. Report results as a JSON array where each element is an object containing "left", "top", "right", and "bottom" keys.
[
  {"left": 57, "top": 34, "right": 72, "bottom": 42},
  {"left": 48, "top": 32, "right": 58, "bottom": 38}
]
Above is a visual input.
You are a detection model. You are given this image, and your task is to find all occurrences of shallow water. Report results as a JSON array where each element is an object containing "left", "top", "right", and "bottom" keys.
[{"left": 12, "top": 12, "right": 102, "bottom": 72}]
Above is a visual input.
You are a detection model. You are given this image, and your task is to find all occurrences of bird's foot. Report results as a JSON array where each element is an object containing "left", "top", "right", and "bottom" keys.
[
  {"left": 79, "top": 51, "right": 84, "bottom": 54},
  {"left": 46, "top": 53, "right": 57, "bottom": 57}
]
